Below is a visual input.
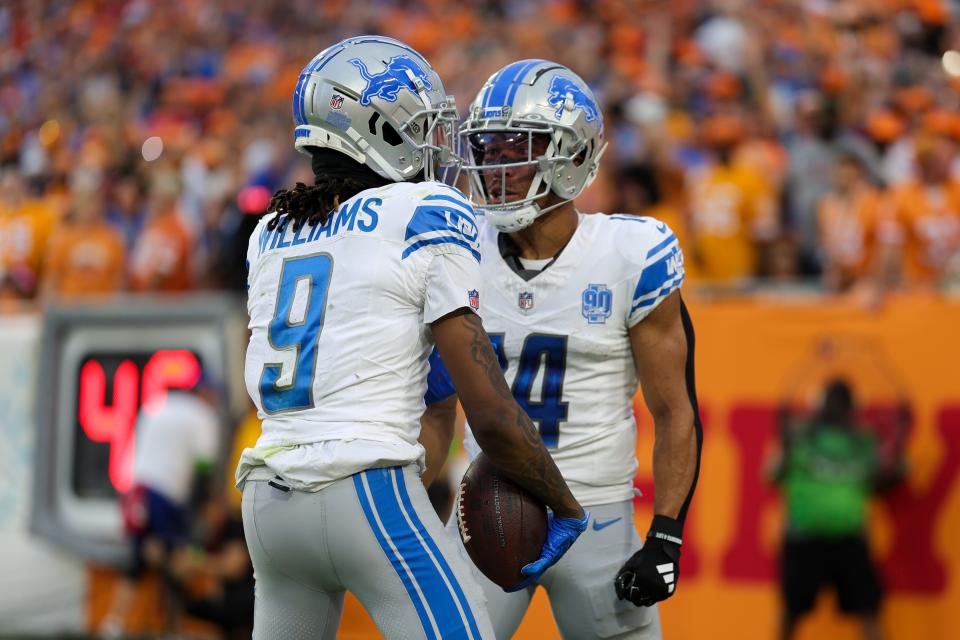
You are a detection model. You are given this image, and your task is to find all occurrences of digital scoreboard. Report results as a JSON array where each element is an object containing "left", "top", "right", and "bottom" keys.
[{"left": 31, "top": 296, "right": 244, "bottom": 565}]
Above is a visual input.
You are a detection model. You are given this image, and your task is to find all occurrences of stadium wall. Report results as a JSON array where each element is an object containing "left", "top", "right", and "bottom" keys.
[
  {"left": 0, "top": 315, "right": 86, "bottom": 634},
  {"left": 636, "top": 293, "right": 960, "bottom": 640}
]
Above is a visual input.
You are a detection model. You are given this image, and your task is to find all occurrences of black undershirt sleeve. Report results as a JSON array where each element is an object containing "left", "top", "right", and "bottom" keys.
[{"left": 675, "top": 296, "right": 704, "bottom": 527}]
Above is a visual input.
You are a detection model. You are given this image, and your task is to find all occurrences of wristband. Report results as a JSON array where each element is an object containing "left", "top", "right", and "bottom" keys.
[{"left": 647, "top": 514, "right": 683, "bottom": 546}]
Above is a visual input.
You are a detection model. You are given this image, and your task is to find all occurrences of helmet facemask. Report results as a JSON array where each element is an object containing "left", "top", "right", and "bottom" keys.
[
  {"left": 399, "top": 83, "right": 460, "bottom": 182},
  {"left": 459, "top": 118, "right": 597, "bottom": 231}
]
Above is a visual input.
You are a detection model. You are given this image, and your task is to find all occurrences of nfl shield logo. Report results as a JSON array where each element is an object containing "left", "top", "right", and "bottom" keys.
[
  {"left": 581, "top": 283, "right": 612, "bottom": 324},
  {"left": 468, "top": 289, "right": 480, "bottom": 310},
  {"left": 518, "top": 291, "right": 534, "bottom": 310},
  {"left": 330, "top": 94, "right": 344, "bottom": 110}
]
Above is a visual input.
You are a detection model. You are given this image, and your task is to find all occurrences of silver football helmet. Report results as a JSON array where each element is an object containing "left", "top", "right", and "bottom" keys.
[
  {"left": 292, "top": 36, "right": 458, "bottom": 182},
  {"left": 459, "top": 59, "right": 607, "bottom": 232}
]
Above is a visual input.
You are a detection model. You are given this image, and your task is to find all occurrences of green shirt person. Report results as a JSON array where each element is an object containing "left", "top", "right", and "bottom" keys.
[
  {"left": 780, "top": 420, "right": 878, "bottom": 537},
  {"left": 770, "top": 379, "right": 906, "bottom": 640}
]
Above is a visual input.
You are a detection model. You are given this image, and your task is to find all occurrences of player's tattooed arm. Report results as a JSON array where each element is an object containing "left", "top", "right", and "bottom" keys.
[
  {"left": 432, "top": 310, "right": 584, "bottom": 519},
  {"left": 630, "top": 290, "right": 702, "bottom": 525}
]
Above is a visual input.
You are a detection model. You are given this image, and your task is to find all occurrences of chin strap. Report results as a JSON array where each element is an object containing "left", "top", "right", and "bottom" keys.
[{"left": 482, "top": 196, "right": 574, "bottom": 233}]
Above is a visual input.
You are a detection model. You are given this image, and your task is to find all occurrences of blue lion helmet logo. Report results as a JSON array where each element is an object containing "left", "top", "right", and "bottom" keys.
[
  {"left": 349, "top": 55, "right": 433, "bottom": 107},
  {"left": 546, "top": 75, "right": 600, "bottom": 123}
]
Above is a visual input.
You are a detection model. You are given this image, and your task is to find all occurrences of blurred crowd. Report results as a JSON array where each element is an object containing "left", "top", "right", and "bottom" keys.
[{"left": 2, "top": 0, "right": 960, "bottom": 308}]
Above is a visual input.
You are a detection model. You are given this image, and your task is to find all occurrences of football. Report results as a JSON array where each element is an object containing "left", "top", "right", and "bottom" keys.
[{"left": 455, "top": 453, "right": 548, "bottom": 589}]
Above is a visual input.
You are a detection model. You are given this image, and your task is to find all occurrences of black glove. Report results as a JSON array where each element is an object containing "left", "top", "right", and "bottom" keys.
[{"left": 614, "top": 515, "right": 682, "bottom": 607}]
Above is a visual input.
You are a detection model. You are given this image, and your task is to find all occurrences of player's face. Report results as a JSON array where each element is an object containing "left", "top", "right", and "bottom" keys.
[{"left": 468, "top": 131, "right": 551, "bottom": 203}]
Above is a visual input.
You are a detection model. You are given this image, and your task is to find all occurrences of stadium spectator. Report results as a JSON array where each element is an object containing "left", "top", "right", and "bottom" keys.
[
  {"left": 0, "top": 171, "right": 58, "bottom": 300},
  {"left": 105, "top": 170, "right": 148, "bottom": 253},
  {"left": 42, "top": 189, "right": 126, "bottom": 300},
  {"left": 878, "top": 131, "right": 960, "bottom": 289},
  {"left": 782, "top": 94, "right": 840, "bottom": 270},
  {"left": 129, "top": 175, "right": 194, "bottom": 292},
  {"left": 817, "top": 153, "right": 882, "bottom": 293},
  {"left": 770, "top": 379, "right": 905, "bottom": 640},
  {"left": 1, "top": 0, "right": 960, "bottom": 301},
  {"left": 688, "top": 114, "right": 778, "bottom": 284}
]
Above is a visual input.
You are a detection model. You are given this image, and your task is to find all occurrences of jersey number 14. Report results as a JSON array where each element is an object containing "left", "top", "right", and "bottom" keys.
[{"left": 490, "top": 334, "right": 569, "bottom": 448}]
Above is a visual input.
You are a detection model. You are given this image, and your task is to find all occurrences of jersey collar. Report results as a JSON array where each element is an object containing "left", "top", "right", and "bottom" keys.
[{"left": 496, "top": 212, "right": 584, "bottom": 282}]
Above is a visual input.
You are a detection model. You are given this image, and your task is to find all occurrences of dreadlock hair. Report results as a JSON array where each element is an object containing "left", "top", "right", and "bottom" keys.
[{"left": 265, "top": 147, "right": 395, "bottom": 232}]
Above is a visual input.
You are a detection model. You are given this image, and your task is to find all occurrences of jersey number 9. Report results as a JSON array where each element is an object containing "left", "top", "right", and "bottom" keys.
[{"left": 260, "top": 253, "right": 333, "bottom": 413}]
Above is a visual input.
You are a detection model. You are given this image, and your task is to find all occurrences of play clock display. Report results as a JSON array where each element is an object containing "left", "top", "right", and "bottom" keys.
[{"left": 31, "top": 297, "right": 240, "bottom": 565}]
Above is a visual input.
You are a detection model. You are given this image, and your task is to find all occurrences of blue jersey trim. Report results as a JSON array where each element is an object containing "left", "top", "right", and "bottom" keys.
[
  {"left": 609, "top": 215, "right": 650, "bottom": 223},
  {"left": 422, "top": 194, "right": 472, "bottom": 210},
  {"left": 402, "top": 237, "right": 482, "bottom": 262},
  {"left": 404, "top": 204, "right": 479, "bottom": 241},
  {"left": 646, "top": 233, "right": 677, "bottom": 260},
  {"left": 634, "top": 249, "right": 674, "bottom": 302},
  {"left": 630, "top": 277, "right": 683, "bottom": 313},
  {"left": 404, "top": 202, "right": 481, "bottom": 261},
  {"left": 424, "top": 348, "right": 456, "bottom": 405}
]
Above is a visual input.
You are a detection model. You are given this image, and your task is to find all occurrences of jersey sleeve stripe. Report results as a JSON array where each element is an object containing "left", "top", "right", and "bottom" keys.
[
  {"left": 402, "top": 236, "right": 482, "bottom": 262},
  {"left": 422, "top": 194, "right": 473, "bottom": 211},
  {"left": 631, "top": 275, "right": 684, "bottom": 313},
  {"left": 633, "top": 244, "right": 682, "bottom": 302},
  {"left": 645, "top": 232, "right": 677, "bottom": 260},
  {"left": 404, "top": 205, "right": 479, "bottom": 240},
  {"left": 404, "top": 201, "right": 481, "bottom": 262}
]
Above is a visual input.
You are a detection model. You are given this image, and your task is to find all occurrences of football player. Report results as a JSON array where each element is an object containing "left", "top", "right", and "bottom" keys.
[
  {"left": 428, "top": 60, "right": 703, "bottom": 639},
  {"left": 238, "top": 39, "right": 588, "bottom": 640}
]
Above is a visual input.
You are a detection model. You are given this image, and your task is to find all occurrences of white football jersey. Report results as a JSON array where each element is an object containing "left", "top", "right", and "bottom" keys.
[
  {"left": 238, "top": 181, "right": 482, "bottom": 491},
  {"left": 463, "top": 212, "right": 685, "bottom": 506}
]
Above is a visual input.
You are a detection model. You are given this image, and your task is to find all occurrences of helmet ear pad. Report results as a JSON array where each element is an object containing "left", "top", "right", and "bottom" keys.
[{"left": 545, "top": 127, "right": 602, "bottom": 201}]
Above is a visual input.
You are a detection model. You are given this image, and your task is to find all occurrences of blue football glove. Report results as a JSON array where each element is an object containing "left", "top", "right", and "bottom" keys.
[{"left": 505, "top": 510, "right": 589, "bottom": 592}]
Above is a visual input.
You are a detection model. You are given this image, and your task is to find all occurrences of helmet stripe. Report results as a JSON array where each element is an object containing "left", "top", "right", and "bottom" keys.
[
  {"left": 294, "top": 49, "right": 341, "bottom": 125},
  {"left": 481, "top": 67, "right": 508, "bottom": 111},
  {"left": 483, "top": 60, "right": 536, "bottom": 109},
  {"left": 292, "top": 72, "right": 309, "bottom": 125},
  {"left": 503, "top": 59, "right": 544, "bottom": 108}
]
